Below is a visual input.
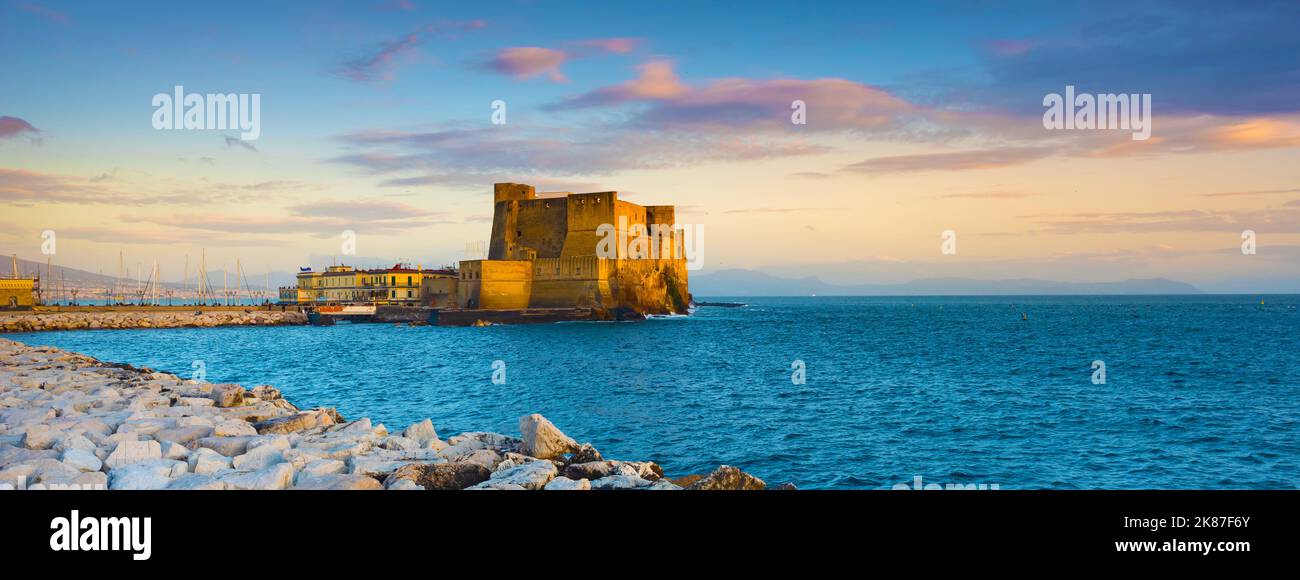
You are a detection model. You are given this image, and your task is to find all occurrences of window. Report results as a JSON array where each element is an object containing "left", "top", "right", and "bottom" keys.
[{"left": 407, "top": 290, "right": 412, "bottom": 298}]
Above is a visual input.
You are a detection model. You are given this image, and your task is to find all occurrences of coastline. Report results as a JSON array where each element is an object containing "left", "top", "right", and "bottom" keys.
[
  {"left": 0, "top": 337, "right": 768, "bottom": 491},
  {"left": 0, "top": 309, "right": 307, "bottom": 333}
]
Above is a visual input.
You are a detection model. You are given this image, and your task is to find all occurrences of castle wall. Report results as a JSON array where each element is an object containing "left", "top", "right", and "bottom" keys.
[
  {"left": 460, "top": 260, "right": 532, "bottom": 310},
  {"left": 528, "top": 255, "right": 607, "bottom": 308}
]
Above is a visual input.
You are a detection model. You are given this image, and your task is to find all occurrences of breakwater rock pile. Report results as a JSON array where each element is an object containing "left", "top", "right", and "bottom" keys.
[
  {"left": 0, "top": 310, "right": 307, "bottom": 333},
  {"left": 0, "top": 338, "right": 771, "bottom": 490}
]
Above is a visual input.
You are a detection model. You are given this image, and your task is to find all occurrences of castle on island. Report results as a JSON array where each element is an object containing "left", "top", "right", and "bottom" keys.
[{"left": 283, "top": 183, "right": 690, "bottom": 316}]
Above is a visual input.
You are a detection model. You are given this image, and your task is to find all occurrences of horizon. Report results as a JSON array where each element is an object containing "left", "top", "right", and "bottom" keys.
[{"left": 4, "top": 1, "right": 1300, "bottom": 293}]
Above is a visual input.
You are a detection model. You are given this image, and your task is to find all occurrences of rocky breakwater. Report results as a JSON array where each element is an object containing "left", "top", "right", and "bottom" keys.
[
  {"left": 0, "top": 338, "right": 773, "bottom": 491},
  {"left": 0, "top": 310, "right": 307, "bottom": 333}
]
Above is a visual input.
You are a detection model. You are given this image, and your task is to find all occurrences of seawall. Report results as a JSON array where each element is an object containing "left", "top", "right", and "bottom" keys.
[
  {"left": 0, "top": 338, "right": 769, "bottom": 490},
  {"left": 0, "top": 309, "right": 308, "bottom": 333}
]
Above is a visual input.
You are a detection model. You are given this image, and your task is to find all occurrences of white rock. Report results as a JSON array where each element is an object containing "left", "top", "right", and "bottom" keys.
[
  {"left": 590, "top": 475, "right": 652, "bottom": 490},
  {"left": 470, "top": 459, "right": 556, "bottom": 490},
  {"left": 104, "top": 439, "right": 162, "bottom": 469},
  {"left": 109, "top": 459, "right": 188, "bottom": 490},
  {"left": 60, "top": 447, "right": 102, "bottom": 472},
  {"left": 403, "top": 419, "right": 440, "bottom": 446},
  {"left": 296, "top": 458, "right": 347, "bottom": 483},
  {"left": 386, "top": 478, "right": 425, "bottom": 491},
  {"left": 231, "top": 443, "right": 285, "bottom": 471},
  {"left": 219, "top": 463, "right": 295, "bottom": 490},
  {"left": 187, "top": 447, "right": 233, "bottom": 475},
  {"left": 518, "top": 414, "right": 578, "bottom": 459},
  {"left": 543, "top": 477, "right": 591, "bottom": 490},
  {"left": 161, "top": 441, "right": 190, "bottom": 461},
  {"left": 166, "top": 473, "right": 227, "bottom": 490},
  {"left": 213, "top": 420, "right": 258, "bottom": 437}
]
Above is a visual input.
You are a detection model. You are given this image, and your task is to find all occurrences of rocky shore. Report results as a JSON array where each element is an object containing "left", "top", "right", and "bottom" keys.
[
  {"left": 0, "top": 310, "right": 307, "bottom": 333},
  {"left": 0, "top": 338, "right": 771, "bottom": 490}
]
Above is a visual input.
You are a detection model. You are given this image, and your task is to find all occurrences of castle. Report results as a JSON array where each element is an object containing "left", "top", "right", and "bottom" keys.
[{"left": 456, "top": 183, "right": 690, "bottom": 315}]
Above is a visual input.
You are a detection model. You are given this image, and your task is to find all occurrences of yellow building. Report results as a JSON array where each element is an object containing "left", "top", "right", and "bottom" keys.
[
  {"left": 457, "top": 183, "right": 689, "bottom": 314},
  {"left": 2, "top": 256, "right": 38, "bottom": 310},
  {"left": 280, "top": 264, "right": 458, "bottom": 306}
]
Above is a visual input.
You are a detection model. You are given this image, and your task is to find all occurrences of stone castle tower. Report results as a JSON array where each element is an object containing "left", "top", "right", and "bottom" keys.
[{"left": 457, "top": 183, "right": 689, "bottom": 314}]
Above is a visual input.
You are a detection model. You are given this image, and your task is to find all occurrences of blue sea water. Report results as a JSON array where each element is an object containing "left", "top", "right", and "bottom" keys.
[{"left": 7, "top": 295, "right": 1299, "bottom": 489}]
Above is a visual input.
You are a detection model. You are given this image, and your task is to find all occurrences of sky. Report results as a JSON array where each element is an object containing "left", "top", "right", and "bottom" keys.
[{"left": 2, "top": 0, "right": 1299, "bottom": 292}]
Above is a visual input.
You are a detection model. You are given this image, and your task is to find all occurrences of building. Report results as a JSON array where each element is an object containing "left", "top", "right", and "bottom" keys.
[
  {"left": 2, "top": 256, "right": 38, "bottom": 310},
  {"left": 280, "top": 264, "right": 457, "bottom": 307},
  {"left": 457, "top": 183, "right": 689, "bottom": 314}
]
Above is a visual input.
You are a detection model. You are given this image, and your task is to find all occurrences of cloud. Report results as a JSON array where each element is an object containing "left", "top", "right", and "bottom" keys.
[
  {"left": 0, "top": 167, "right": 319, "bottom": 206},
  {"left": 477, "top": 38, "right": 641, "bottom": 83},
  {"left": 571, "top": 37, "right": 643, "bottom": 55},
  {"left": 223, "top": 135, "right": 258, "bottom": 152},
  {"left": 480, "top": 47, "right": 568, "bottom": 82},
  {"left": 842, "top": 146, "right": 1054, "bottom": 174},
  {"left": 336, "top": 33, "right": 421, "bottom": 83},
  {"left": 547, "top": 60, "right": 920, "bottom": 133},
  {"left": 1200, "top": 187, "right": 1300, "bottom": 198},
  {"left": 970, "top": 2, "right": 1300, "bottom": 117},
  {"left": 331, "top": 124, "right": 830, "bottom": 179},
  {"left": 1027, "top": 207, "right": 1300, "bottom": 235},
  {"left": 120, "top": 211, "right": 445, "bottom": 237},
  {"left": 286, "top": 199, "right": 434, "bottom": 221},
  {"left": 0, "top": 116, "right": 40, "bottom": 140}
]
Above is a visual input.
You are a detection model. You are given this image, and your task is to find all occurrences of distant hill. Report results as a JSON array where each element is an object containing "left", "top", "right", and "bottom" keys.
[
  {"left": 5, "top": 256, "right": 296, "bottom": 293},
  {"left": 690, "top": 269, "right": 1203, "bottom": 296}
]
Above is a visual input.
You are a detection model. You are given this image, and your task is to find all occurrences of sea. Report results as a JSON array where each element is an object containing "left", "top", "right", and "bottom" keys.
[{"left": 8, "top": 295, "right": 1298, "bottom": 489}]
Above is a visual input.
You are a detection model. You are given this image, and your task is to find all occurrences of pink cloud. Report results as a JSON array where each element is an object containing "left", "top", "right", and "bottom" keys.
[
  {"left": 0, "top": 116, "right": 40, "bottom": 139},
  {"left": 572, "top": 37, "right": 642, "bottom": 55},
  {"left": 548, "top": 60, "right": 917, "bottom": 132},
  {"left": 482, "top": 47, "right": 569, "bottom": 82}
]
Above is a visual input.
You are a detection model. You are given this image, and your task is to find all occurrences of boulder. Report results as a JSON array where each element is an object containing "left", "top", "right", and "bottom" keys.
[
  {"left": 469, "top": 459, "right": 556, "bottom": 490},
  {"left": 253, "top": 409, "right": 335, "bottom": 435},
  {"left": 518, "top": 414, "right": 578, "bottom": 459},
  {"left": 385, "top": 462, "right": 491, "bottom": 490},
  {"left": 161, "top": 441, "right": 190, "bottom": 461},
  {"left": 60, "top": 447, "right": 102, "bottom": 472},
  {"left": 293, "top": 473, "right": 383, "bottom": 490},
  {"left": 402, "top": 419, "right": 440, "bottom": 447},
  {"left": 209, "top": 384, "right": 245, "bottom": 408},
  {"left": 104, "top": 440, "right": 162, "bottom": 469},
  {"left": 187, "top": 447, "right": 233, "bottom": 475},
  {"left": 166, "top": 473, "right": 227, "bottom": 490},
  {"left": 213, "top": 420, "right": 258, "bottom": 437},
  {"left": 543, "top": 477, "right": 591, "bottom": 490},
  {"left": 570, "top": 443, "right": 603, "bottom": 464},
  {"left": 219, "top": 463, "right": 295, "bottom": 490},
  {"left": 196, "top": 436, "right": 255, "bottom": 457},
  {"left": 590, "top": 475, "right": 653, "bottom": 490},
  {"left": 231, "top": 443, "right": 285, "bottom": 471},
  {"left": 386, "top": 479, "right": 424, "bottom": 491},
  {"left": 108, "top": 459, "right": 188, "bottom": 490},
  {"left": 296, "top": 458, "right": 347, "bottom": 482},
  {"left": 154, "top": 425, "right": 213, "bottom": 447},
  {"left": 684, "top": 466, "right": 766, "bottom": 490}
]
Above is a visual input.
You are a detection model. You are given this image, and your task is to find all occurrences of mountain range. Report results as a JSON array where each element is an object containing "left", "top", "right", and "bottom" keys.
[{"left": 689, "top": 269, "right": 1203, "bottom": 296}]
